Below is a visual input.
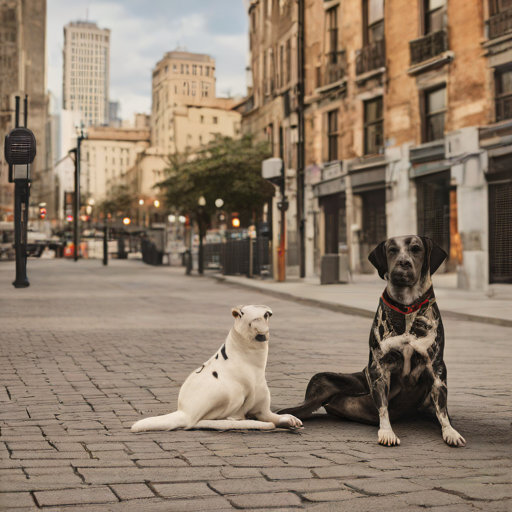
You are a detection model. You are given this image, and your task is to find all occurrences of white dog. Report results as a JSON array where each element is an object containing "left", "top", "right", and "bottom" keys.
[{"left": 131, "top": 305, "right": 303, "bottom": 432}]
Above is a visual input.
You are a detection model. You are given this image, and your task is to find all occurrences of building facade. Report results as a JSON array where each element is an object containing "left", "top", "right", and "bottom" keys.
[
  {"left": 242, "top": 0, "right": 511, "bottom": 289},
  {"left": 62, "top": 21, "right": 110, "bottom": 127},
  {"left": 0, "top": 0, "right": 48, "bottom": 221},
  {"left": 238, "top": 0, "right": 302, "bottom": 278},
  {"left": 129, "top": 49, "right": 242, "bottom": 208},
  {"left": 151, "top": 49, "right": 236, "bottom": 153},
  {"left": 81, "top": 125, "right": 150, "bottom": 207}
]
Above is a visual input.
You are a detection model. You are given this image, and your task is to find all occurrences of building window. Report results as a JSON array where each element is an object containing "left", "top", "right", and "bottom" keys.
[
  {"left": 286, "top": 39, "right": 291, "bottom": 83},
  {"left": 364, "top": 96, "right": 384, "bottom": 155},
  {"left": 327, "top": 110, "right": 338, "bottom": 161},
  {"left": 191, "top": 81, "right": 196, "bottom": 96},
  {"left": 269, "top": 48, "right": 275, "bottom": 93},
  {"left": 423, "top": 0, "right": 445, "bottom": 34},
  {"left": 363, "top": 0, "right": 384, "bottom": 45},
  {"left": 199, "top": 65, "right": 203, "bottom": 75},
  {"left": 205, "top": 66, "right": 210, "bottom": 77},
  {"left": 201, "top": 82, "right": 210, "bottom": 97},
  {"left": 279, "top": 45, "right": 284, "bottom": 88},
  {"left": 263, "top": 52, "right": 268, "bottom": 95},
  {"left": 423, "top": 86, "right": 446, "bottom": 142},
  {"left": 183, "top": 81, "right": 189, "bottom": 95},
  {"left": 173, "top": 64, "right": 177, "bottom": 72},
  {"left": 181, "top": 64, "right": 184, "bottom": 73},
  {"left": 495, "top": 68, "right": 512, "bottom": 122},
  {"left": 213, "top": 116, "right": 218, "bottom": 124},
  {"left": 327, "top": 6, "right": 338, "bottom": 63},
  {"left": 192, "top": 65, "right": 197, "bottom": 75},
  {"left": 200, "top": 115, "right": 204, "bottom": 123}
]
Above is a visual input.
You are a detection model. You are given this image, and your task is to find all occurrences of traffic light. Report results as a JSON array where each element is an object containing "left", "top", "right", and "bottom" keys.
[
  {"left": 231, "top": 212, "right": 240, "bottom": 228},
  {"left": 38, "top": 205, "right": 46, "bottom": 220}
]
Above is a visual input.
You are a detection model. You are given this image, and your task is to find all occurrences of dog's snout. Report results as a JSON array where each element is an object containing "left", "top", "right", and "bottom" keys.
[
  {"left": 255, "top": 334, "right": 267, "bottom": 342},
  {"left": 397, "top": 259, "right": 412, "bottom": 269}
]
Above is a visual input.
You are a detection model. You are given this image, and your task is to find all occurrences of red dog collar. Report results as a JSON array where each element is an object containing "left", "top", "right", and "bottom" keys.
[{"left": 381, "top": 286, "right": 434, "bottom": 315}]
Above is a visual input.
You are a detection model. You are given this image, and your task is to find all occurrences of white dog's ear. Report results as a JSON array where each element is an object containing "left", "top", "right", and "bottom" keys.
[
  {"left": 265, "top": 307, "right": 273, "bottom": 318},
  {"left": 231, "top": 306, "right": 244, "bottom": 318}
]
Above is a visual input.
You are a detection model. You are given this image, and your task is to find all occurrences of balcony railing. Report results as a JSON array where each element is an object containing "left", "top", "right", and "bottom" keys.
[
  {"left": 323, "top": 51, "right": 348, "bottom": 86},
  {"left": 488, "top": 8, "right": 512, "bottom": 40},
  {"left": 356, "top": 39, "right": 385, "bottom": 76},
  {"left": 496, "top": 95, "right": 512, "bottom": 122},
  {"left": 410, "top": 29, "right": 448, "bottom": 67}
]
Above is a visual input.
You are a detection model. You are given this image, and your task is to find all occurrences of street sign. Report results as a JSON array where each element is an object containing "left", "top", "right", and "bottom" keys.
[{"left": 262, "top": 157, "right": 283, "bottom": 181}]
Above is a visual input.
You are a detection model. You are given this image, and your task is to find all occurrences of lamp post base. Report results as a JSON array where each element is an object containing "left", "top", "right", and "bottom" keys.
[{"left": 13, "top": 279, "right": 30, "bottom": 288}]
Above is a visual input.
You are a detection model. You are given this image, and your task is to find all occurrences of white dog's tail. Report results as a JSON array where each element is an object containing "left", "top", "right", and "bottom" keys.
[
  {"left": 194, "top": 419, "right": 275, "bottom": 430},
  {"left": 131, "top": 413, "right": 275, "bottom": 433},
  {"left": 131, "top": 411, "right": 188, "bottom": 432}
]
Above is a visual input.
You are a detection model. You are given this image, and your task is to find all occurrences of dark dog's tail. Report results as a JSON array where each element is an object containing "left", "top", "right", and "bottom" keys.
[
  {"left": 277, "top": 397, "right": 326, "bottom": 419},
  {"left": 277, "top": 371, "right": 370, "bottom": 420}
]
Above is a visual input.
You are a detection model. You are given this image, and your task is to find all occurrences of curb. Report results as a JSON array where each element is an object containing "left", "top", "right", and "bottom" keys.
[{"left": 208, "top": 274, "right": 512, "bottom": 329}]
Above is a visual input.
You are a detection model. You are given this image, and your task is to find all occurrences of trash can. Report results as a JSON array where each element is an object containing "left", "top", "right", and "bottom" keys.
[{"left": 321, "top": 254, "right": 339, "bottom": 285}]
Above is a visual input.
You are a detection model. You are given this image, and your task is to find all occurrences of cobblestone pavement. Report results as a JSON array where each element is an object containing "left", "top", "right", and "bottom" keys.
[{"left": 0, "top": 259, "right": 510, "bottom": 511}]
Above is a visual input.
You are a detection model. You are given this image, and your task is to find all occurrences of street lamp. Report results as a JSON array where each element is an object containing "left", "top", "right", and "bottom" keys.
[
  {"left": 139, "top": 199, "right": 144, "bottom": 205},
  {"left": 123, "top": 217, "right": 131, "bottom": 226},
  {"left": 5, "top": 95, "right": 36, "bottom": 288},
  {"left": 154, "top": 199, "right": 160, "bottom": 208},
  {"left": 215, "top": 198, "right": 224, "bottom": 208}
]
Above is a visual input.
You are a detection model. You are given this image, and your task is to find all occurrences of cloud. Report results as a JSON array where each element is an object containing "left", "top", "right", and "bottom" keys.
[{"left": 47, "top": 0, "right": 248, "bottom": 120}]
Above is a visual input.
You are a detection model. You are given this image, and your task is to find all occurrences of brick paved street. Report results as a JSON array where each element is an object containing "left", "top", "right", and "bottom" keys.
[{"left": 0, "top": 259, "right": 510, "bottom": 511}]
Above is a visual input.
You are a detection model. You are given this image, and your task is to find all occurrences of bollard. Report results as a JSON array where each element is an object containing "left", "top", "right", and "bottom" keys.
[
  {"left": 103, "top": 226, "right": 108, "bottom": 266},
  {"left": 185, "top": 249, "right": 192, "bottom": 275}
]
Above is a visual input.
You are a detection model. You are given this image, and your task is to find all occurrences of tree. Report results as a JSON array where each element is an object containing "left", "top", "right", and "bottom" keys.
[
  {"left": 157, "top": 134, "right": 275, "bottom": 226},
  {"left": 98, "top": 183, "right": 136, "bottom": 219}
]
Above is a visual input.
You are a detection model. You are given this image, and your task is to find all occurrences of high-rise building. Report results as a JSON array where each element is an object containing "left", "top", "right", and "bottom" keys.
[
  {"left": 108, "top": 100, "right": 121, "bottom": 127},
  {"left": 151, "top": 49, "right": 237, "bottom": 152},
  {"left": 62, "top": 21, "right": 110, "bottom": 127},
  {"left": 0, "top": 0, "right": 47, "bottom": 220}
]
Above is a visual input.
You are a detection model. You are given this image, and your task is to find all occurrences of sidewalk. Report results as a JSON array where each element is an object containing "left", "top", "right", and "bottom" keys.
[{"left": 209, "top": 272, "right": 512, "bottom": 328}]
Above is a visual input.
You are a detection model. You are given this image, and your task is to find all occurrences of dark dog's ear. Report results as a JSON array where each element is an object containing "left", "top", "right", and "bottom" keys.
[
  {"left": 368, "top": 241, "right": 388, "bottom": 280},
  {"left": 421, "top": 237, "right": 447, "bottom": 275}
]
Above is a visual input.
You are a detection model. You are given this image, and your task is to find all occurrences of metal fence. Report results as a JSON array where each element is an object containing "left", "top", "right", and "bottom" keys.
[{"left": 220, "top": 237, "right": 270, "bottom": 276}]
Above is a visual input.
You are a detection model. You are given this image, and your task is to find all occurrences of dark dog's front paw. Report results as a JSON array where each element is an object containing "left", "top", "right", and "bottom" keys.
[
  {"left": 378, "top": 428, "right": 400, "bottom": 446},
  {"left": 443, "top": 426, "right": 466, "bottom": 447}
]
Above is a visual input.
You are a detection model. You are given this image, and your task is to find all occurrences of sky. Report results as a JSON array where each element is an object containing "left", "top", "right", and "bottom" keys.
[{"left": 47, "top": 0, "right": 249, "bottom": 121}]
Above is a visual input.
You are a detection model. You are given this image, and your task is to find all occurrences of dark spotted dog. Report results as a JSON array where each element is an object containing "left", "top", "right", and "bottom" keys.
[{"left": 279, "top": 236, "right": 466, "bottom": 447}]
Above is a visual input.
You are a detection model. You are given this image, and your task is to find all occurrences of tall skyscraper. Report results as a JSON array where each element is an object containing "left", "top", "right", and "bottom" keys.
[{"left": 62, "top": 21, "right": 110, "bottom": 127}]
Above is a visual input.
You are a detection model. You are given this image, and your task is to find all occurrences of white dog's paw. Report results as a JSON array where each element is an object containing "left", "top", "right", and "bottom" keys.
[
  {"left": 378, "top": 428, "right": 400, "bottom": 446},
  {"left": 131, "top": 418, "right": 152, "bottom": 433},
  {"left": 276, "top": 414, "right": 303, "bottom": 430},
  {"left": 443, "top": 426, "right": 466, "bottom": 447}
]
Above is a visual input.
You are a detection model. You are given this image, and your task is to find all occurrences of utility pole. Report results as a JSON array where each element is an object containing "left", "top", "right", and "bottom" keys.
[{"left": 297, "top": 0, "right": 306, "bottom": 278}]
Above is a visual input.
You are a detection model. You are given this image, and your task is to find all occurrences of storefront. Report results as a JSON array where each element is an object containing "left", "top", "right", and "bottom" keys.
[
  {"left": 486, "top": 153, "right": 512, "bottom": 284},
  {"left": 313, "top": 170, "right": 347, "bottom": 282},
  {"left": 409, "top": 142, "right": 457, "bottom": 272},
  {"left": 348, "top": 160, "right": 387, "bottom": 273}
]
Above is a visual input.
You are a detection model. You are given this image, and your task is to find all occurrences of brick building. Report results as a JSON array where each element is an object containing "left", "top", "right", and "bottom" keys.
[
  {"left": 237, "top": 0, "right": 302, "bottom": 278},
  {"left": 242, "top": 0, "right": 512, "bottom": 289}
]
